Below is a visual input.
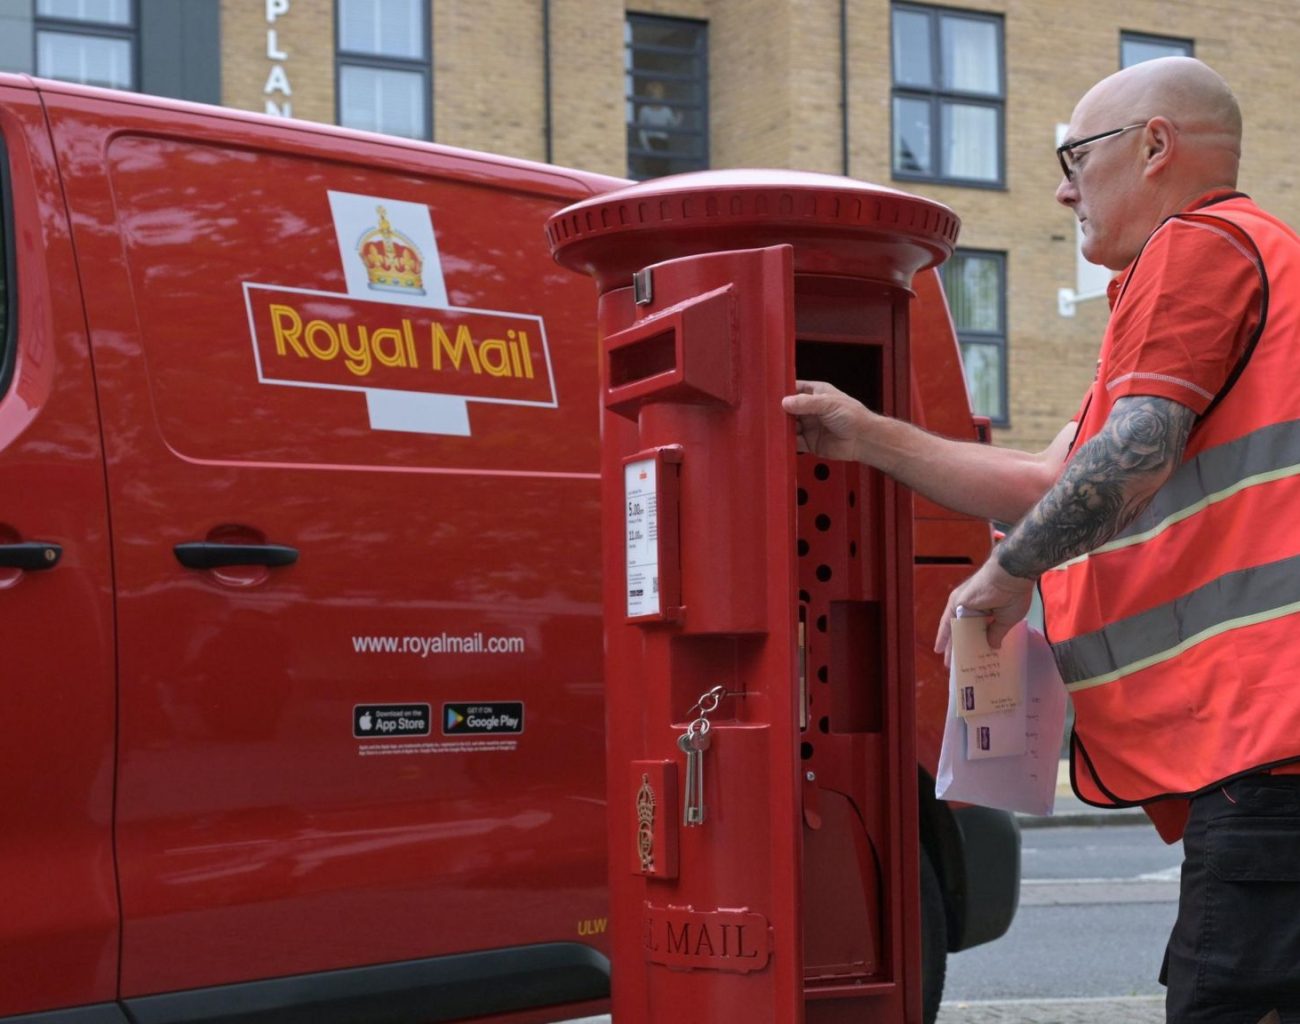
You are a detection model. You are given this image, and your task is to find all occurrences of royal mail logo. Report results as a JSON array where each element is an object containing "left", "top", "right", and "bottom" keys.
[
  {"left": 246, "top": 287, "right": 550, "bottom": 405},
  {"left": 241, "top": 190, "right": 556, "bottom": 436}
]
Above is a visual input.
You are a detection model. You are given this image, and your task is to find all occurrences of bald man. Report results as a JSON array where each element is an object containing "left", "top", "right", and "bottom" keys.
[{"left": 785, "top": 58, "right": 1300, "bottom": 1024}]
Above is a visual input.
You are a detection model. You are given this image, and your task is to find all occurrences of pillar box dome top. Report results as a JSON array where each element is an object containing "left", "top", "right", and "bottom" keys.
[{"left": 545, "top": 169, "right": 959, "bottom": 292}]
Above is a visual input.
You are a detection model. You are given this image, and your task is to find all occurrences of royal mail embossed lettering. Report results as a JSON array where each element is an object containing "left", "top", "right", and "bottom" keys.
[{"left": 642, "top": 905, "right": 771, "bottom": 973}]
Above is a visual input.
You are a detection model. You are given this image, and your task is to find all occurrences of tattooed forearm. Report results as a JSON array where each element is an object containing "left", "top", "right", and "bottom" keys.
[{"left": 996, "top": 396, "right": 1195, "bottom": 579}]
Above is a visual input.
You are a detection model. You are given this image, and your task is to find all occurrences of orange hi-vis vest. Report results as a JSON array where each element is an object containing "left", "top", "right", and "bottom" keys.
[{"left": 1040, "top": 195, "right": 1300, "bottom": 833}]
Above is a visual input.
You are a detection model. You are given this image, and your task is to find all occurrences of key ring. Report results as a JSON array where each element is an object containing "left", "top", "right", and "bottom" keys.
[
  {"left": 687, "top": 717, "right": 711, "bottom": 742},
  {"left": 686, "top": 685, "right": 724, "bottom": 719},
  {"left": 687, "top": 684, "right": 742, "bottom": 721}
]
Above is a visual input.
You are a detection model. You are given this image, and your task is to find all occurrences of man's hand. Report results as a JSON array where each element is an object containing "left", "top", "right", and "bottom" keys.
[
  {"left": 934, "top": 555, "right": 1036, "bottom": 665},
  {"left": 781, "top": 380, "right": 873, "bottom": 462}
]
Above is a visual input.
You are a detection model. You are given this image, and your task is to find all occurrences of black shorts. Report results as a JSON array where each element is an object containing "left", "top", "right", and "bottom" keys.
[{"left": 1162, "top": 772, "right": 1300, "bottom": 1024}]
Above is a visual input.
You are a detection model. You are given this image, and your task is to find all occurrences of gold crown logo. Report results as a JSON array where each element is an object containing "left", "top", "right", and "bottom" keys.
[
  {"left": 360, "top": 206, "right": 425, "bottom": 295},
  {"left": 636, "top": 772, "right": 656, "bottom": 873}
]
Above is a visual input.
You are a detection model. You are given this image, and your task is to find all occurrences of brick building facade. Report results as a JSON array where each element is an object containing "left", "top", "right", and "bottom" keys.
[{"left": 2, "top": 0, "right": 1295, "bottom": 450}]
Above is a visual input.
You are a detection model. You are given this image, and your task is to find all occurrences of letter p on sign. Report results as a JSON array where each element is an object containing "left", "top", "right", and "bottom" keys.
[{"left": 266, "top": 0, "right": 289, "bottom": 21}]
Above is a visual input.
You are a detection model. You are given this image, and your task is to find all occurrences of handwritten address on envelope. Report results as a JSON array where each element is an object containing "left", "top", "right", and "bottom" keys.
[{"left": 952, "top": 615, "right": 1022, "bottom": 717}]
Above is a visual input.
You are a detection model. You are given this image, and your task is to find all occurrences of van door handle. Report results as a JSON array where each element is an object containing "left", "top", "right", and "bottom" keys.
[
  {"left": 173, "top": 542, "right": 299, "bottom": 570},
  {"left": 0, "top": 542, "right": 62, "bottom": 570}
]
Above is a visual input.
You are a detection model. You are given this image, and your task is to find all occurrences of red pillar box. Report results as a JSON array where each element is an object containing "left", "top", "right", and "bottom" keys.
[{"left": 547, "top": 171, "right": 958, "bottom": 1024}]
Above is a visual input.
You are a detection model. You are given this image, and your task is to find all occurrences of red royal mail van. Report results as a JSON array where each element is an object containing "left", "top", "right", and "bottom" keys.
[{"left": 0, "top": 74, "right": 1016, "bottom": 1024}]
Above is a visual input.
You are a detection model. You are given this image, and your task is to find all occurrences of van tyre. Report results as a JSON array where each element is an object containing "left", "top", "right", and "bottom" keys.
[{"left": 921, "top": 848, "right": 947, "bottom": 1024}]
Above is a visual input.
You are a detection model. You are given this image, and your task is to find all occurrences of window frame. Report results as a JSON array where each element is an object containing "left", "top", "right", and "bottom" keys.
[
  {"left": 890, "top": 2, "right": 1005, "bottom": 189},
  {"left": 33, "top": 0, "right": 139, "bottom": 91},
  {"left": 625, "top": 11, "right": 709, "bottom": 181},
  {"left": 1119, "top": 30, "right": 1194, "bottom": 68},
  {"left": 941, "top": 248, "right": 1009, "bottom": 427},
  {"left": 334, "top": 0, "right": 433, "bottom": 141}
]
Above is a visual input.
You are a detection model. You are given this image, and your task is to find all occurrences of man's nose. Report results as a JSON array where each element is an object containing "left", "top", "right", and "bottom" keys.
[{"left": 1055, "top": 175, "right": 1078, "bottom": 206}]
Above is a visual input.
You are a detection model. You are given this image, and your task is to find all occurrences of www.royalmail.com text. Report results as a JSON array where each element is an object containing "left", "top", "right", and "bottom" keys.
[{"left": 351, "top": 633, "right": 526, "bottom": 657}]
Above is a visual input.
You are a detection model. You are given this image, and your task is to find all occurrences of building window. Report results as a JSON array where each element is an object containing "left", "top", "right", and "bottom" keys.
[
  {"left": 336, "top": 0, "right": 430, "bottom": 140},
  {"left": 1120, "top": 32, "right": 1193, "bottom": 68},
  {"left": 891, "top": 4, "right": 1003, "bottom": 187},
  {"left": 625, "top": 14, "right": 708, "bottom": 180},
  {"left": 35, "top": 0, "right": 136, "bottom": 91},
  {"left": 941, "top": 250, "right": 1007, "bottom": 425}
]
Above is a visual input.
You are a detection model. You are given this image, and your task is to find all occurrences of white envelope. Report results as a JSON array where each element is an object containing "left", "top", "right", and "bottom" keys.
[
  {"left": 959, "top": 619, "right": 1028, "bottom": 759},
  {"left": 935, "top": 622, "right": 1069, "bottom": 817}
]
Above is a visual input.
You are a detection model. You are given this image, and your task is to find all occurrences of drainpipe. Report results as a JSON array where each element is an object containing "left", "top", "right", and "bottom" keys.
[
  {"left": 543, "top": 0, "right": 554, "bottom": 163},
  {"left": 840, "top": 0, "right": 849, "bottom": 176}
]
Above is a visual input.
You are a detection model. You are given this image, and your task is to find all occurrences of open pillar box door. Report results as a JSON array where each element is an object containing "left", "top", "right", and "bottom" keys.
[{"left": 547, "top": 171, "right": 959, "bottom": 1024}]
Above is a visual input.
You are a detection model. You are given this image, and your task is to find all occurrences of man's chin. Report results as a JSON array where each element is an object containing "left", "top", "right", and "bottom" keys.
[{"left": 1080, "top": 238, "right": 1121, "bottom": 271}]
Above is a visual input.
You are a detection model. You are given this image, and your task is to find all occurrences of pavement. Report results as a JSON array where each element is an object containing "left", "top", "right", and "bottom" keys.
[
  {"left": 566, "top": 995, "right": 1166, "bottom": 1023},
  {"left": 936, "top": 995, "right": 1164, "bottom": 1022}
]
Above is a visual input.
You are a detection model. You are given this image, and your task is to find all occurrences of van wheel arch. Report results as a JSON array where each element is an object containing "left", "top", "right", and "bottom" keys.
[{"left": 917, "top": 767, "right": 1020, "bottom": 955}]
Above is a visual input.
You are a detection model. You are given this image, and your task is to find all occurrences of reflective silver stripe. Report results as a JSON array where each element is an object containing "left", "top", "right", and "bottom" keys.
[
  {"left": 1053, "top": 553, "right": 1300, "bottom": 691},
  {"left": 1051, "top": 418, "right": 1300, "bottom": 571}
]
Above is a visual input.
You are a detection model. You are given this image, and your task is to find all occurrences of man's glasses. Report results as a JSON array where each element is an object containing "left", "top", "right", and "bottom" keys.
[{"left": 1056, "top": 122, "right": 1149, "bottom": 180}]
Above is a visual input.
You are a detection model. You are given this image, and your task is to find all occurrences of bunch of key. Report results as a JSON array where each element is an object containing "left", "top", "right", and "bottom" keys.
[{"left": 678, "top": 685, "right": 734, "bottom": 827}]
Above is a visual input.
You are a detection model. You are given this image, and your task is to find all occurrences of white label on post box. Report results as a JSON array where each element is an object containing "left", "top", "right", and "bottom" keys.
[{"left": 625, "top": 458, "right": 660, "bottom": 618}]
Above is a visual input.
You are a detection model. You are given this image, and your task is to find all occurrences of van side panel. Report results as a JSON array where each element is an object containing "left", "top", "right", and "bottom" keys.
[
  {"left": 0, "top": 84, "right": 119, "bottom": 1015},
  {"left": 907, "top": 269, "right": 994, "bottom": 773},
  {"left": 44, "top": 91, "right": 610, "bottom": 1002}
]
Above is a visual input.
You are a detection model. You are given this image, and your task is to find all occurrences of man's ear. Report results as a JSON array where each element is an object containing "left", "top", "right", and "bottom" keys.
[{"left": 1143, "top": 116, "right": 1177, "bottom": 176}]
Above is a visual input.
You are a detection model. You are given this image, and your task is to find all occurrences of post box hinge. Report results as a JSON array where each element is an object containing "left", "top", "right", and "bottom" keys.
[{"left": 633, "top": 267, "right": 654, "bottom": 306}]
